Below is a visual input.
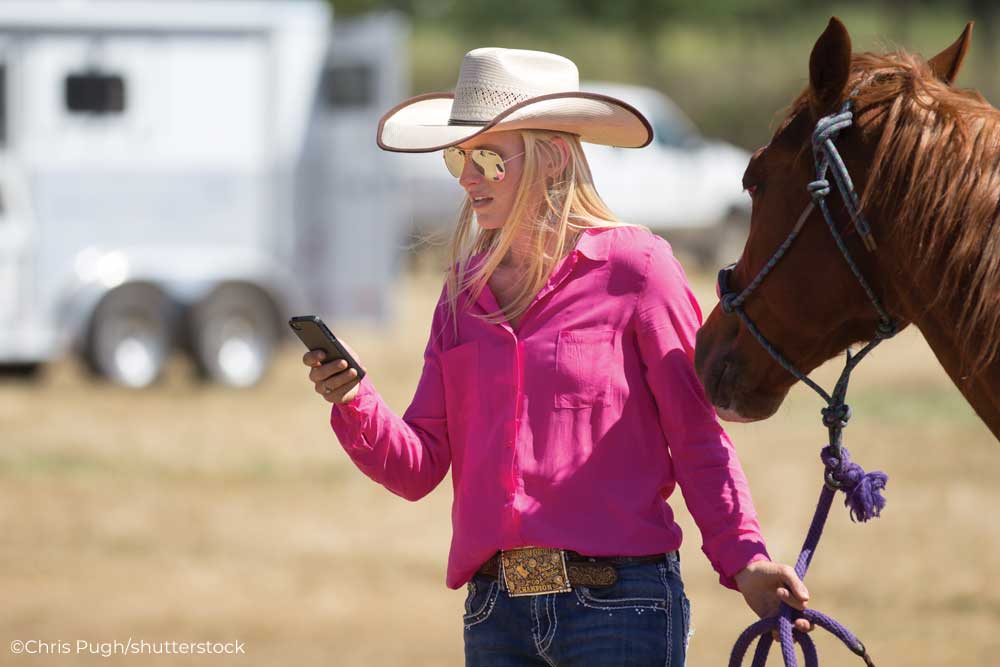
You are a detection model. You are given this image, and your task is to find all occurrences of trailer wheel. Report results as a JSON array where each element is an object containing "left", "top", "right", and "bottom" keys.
[
  {"left": 0, "top": 363, "right": 42, "bottom": 379},
  {"left": 83, "top": 284, "right": 175, "bottom": 388},
  {"left": 187, "top": 285, "right": 277, "bottom": 388}
]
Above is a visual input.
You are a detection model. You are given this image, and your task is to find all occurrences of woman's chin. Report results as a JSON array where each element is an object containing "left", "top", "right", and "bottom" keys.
[{"left": 474, "top": 214, "right": 502, "bottom": 230}]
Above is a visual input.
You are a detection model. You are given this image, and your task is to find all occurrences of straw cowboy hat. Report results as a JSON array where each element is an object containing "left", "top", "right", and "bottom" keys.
[{"left": 377, "top": 48, "right": 653, "bottom": 152}]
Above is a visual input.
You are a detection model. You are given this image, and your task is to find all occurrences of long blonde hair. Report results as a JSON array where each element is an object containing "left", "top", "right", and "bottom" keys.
[{"left": 444, "top": 130, "right": 639, "bottom": 331}]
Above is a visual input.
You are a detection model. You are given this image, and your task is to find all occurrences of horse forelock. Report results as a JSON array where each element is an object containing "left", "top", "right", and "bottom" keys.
[{"left": 777, "top": 49, "right": 1000, "bottom": 377}]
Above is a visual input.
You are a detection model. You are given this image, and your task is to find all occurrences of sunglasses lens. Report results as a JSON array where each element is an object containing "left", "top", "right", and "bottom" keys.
[
  {"left": 471, "top": 150, "right": 505, "bottom": 182},
  {"left": 443, "top": 148, "right": 465, "bottom": 178},
  {"left": 444, "top": 148, "right": 509, "bottom": 181}
]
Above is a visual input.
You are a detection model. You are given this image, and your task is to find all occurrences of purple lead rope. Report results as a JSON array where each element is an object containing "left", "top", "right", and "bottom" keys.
[{"left": 728, "top": 443, "right": 885, "bottom": 667}]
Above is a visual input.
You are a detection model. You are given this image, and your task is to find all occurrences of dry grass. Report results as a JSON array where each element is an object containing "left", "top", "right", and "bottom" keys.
[{"left": 2, "top": 266, "right": 998, "bottom": 666}]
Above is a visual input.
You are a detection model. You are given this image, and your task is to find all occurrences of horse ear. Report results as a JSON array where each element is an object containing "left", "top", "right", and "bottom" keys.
[
  {"left": 928, "top": 22, "right": 973, "bottom": 85},
  {"left": 808, "top": 17, "right": 852, "bottom": 115}
]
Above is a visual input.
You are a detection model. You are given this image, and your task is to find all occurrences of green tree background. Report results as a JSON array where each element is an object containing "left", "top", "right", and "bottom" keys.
[{"left": 327, "top": 0, "right": 1000, "bottom": 149}]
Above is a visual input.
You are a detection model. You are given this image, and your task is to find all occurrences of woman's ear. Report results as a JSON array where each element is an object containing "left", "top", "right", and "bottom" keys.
[{"left": 544, "top": 136, "right": 571, "bottom": 178}]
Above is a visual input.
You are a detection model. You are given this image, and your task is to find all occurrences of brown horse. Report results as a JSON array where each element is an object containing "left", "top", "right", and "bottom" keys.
[{"left": 694, "top": 17, "right": 1000, "bottom": 441}]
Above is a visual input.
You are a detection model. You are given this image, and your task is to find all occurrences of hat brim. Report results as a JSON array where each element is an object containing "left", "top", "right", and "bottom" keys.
[{"left": 377, "top": 91, "right": 653, "bottom": 152}]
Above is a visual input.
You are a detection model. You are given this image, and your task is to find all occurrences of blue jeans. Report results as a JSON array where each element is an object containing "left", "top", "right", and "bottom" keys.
[{"left": 463, "top": 552, "right": 690, "bottom": 667}]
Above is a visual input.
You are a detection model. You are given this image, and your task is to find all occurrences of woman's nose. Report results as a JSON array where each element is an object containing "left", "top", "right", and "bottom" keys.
[{"left": 458, "top": 155, "right": 482, "bottom": 189}]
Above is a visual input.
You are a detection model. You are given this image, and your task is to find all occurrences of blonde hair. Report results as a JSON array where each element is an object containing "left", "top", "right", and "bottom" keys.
[{"left": 443, "top": 130, "right": 640, "bottom": 332}]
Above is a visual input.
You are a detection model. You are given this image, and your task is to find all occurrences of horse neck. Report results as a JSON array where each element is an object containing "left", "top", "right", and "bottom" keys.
[{"left": 877, "top": 230, "right": 1000, "bottom": 441}]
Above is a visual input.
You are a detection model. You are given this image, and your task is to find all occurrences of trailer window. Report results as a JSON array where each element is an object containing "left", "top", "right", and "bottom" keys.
[
  {"left": 65, "top": 72, "right": 126, "bottom": 114},
  {"left": 322, "top": 63, "right": 374, "bottom": 110}
]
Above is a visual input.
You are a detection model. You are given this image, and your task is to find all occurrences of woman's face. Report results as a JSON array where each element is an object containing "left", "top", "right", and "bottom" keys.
[{"left": 453, "top": 130, "right": 527, "bottom": 230}]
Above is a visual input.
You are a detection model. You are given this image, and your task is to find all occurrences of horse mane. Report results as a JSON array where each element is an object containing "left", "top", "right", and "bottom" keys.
[{"left": 791, "top": 50, "right": 1000, "bottom": 376}]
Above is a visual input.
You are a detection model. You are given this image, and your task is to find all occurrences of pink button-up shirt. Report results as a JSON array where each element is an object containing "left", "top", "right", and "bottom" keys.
[{"left": 330, "top": 225, "right": 770, "bottom": 590}]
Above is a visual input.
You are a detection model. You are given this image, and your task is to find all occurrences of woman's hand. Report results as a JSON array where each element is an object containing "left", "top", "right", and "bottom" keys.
[
  {"left": 734, "top": 560, "right": 813, "bottom": 636},
  {"left": 304, "top": 347, "right": 365, "bottom": 404}
]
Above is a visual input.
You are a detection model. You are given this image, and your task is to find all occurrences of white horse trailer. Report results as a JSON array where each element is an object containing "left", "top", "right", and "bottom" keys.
[{"left": 0, "top": 1, "right": 408, "bottom": 388}]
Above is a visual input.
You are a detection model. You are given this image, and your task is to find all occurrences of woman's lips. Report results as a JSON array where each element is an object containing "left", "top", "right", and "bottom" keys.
[{"left": 471, "top": 196, "right": 493, "bottom": 209}]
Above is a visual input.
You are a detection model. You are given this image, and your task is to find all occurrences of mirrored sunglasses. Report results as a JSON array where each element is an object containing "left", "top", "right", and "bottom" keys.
[{"left": 443, "top": 147, "right": 524, "bottom": 182}]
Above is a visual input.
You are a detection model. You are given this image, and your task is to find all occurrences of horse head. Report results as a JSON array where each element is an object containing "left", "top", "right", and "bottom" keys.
[{"left": 694, "top": 17, "right": 975, "bottom": 422}]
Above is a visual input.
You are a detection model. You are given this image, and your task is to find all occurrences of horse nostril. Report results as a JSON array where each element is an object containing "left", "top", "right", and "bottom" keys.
[
  {"left": 718, "top": 359, "right": 735, "bottom": 397},
  {"left": 700, "top": 355, "right": 731, "bottom": 407}
]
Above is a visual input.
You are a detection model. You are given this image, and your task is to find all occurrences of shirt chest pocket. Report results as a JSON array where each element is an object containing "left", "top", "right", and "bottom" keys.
[
  {"left": 440, "top": 341, "right": 479, "bottom": 417},
  {"left": 554, "top": 329, "right": 615, "bottom": 408}
]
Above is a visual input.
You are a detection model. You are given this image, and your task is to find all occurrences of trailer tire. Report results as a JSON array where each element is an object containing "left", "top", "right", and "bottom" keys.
[
  {"left": 187, "top": 284, "right": 277, "bottom": 388},
  {"left": 83, "top": 284, "right": 176, "bottom": 388},
  {"left": 0, "top": 363, "right": 42, "bottom": 379}
]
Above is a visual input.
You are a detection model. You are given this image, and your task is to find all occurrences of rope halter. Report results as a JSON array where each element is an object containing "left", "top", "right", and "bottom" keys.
[{"left": 721, "top": 98, "right": 897, "bottom": 667}]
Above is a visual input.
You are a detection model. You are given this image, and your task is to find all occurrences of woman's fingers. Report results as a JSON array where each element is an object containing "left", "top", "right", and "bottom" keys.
[
  {"left": 303, "top": 348, "right": 361, "bottom": 403},
  {"left": 770, "top": 620, "right": 814, "bottom": 643},
  {"left": 313, "top": 367, "right": 358, "bottom": 394},
  {"left": 794, "top": 618, "right": 814, "bottom": 633},
  {"left": 769, "top": 588, "right": 814, "bottom": 635},
  {"left": 302, "top": 350, "right": 324, "bottom": 366},
  {"left": 328, "top": 382, "right": 360, "bottom": 403},
  {"left": 323, "top": 372, "right": 362, "bottom": 403},
  {"left": 777, "top": 567, "right": 809, "bottom": 608},
  {"left": 776, "top": 586, "right": 809, "bottom": 612},
  {"left": 309, "top": 358, "right": 350, "bottom": 384}
]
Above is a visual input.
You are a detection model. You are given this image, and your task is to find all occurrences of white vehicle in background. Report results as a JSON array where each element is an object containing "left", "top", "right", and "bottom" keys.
[
  {"left": 583, "top": 82, "right": 751, "bottom": 266},
  {"left": 400, "top": 81, "right": 751, "bottom": 267},
  {"left": 0, "top": 1, "right": 410, "bottom": 388}
]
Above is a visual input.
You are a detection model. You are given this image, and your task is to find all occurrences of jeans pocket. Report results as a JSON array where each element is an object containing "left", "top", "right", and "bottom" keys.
[
  {"left": 462, "top": 576, "right": 500, "bottom": 628},
  {"left": 573, "top": 561, "right": 669, "bottom": 611},
  {"left": 554, "top": 329, "right": 614, "bottom": 408},
  {"left": 661, "top": 555, "right": 691, "bottom": 666}
]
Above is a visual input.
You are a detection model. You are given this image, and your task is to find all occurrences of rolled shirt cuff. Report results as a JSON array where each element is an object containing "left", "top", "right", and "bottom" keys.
[
  {"left": 711, "top": 539, "right": 771, "bottom": 591},
  {"left": 329, "top": 375, "right": 378, "bottom": 455}
]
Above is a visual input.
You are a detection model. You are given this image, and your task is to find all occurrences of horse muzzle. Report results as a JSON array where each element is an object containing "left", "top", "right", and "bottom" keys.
[{"left": 695, "top": 309, "right": 788, "bottom": 422}]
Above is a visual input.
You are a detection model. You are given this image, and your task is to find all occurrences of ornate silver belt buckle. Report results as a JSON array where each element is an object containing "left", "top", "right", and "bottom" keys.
[{"left": 500, "top": 546, "right": 572, "bottom": 597}]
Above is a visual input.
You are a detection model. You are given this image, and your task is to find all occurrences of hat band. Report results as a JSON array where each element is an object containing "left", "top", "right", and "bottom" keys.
[{"left": 448, "top": 118, "right": 488, "bottom": 127}]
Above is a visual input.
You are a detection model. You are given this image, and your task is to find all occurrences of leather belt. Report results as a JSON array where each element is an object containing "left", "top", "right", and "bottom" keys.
[{"left": 476, "top": 548, "right": 671, "bottom": 592}]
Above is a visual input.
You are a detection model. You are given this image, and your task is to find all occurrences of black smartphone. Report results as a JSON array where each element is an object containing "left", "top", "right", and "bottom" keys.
[{"left": 288, "top": 316, "right": 365, "bottom": 381}]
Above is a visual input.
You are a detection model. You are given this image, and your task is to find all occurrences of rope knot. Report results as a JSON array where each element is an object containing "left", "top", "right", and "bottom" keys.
[
  {"left": 811, "top": 109, "right": 853, "bottom": 148},
  {"left": 821, "top": 445, "right": 888, "bottom": 522},
  {"left": 875, "top": 319, "right": 897, "bottom": 339},
  {"left": 821, "top": 403, "right": 852, "bottom": 428},
  {"left": 808, "top": 179, "right": 831, "bottom": 200}
]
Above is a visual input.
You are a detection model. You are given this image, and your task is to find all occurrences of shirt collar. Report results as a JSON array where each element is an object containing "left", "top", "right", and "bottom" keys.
[
  {"left": 573, "top": 227, "right": 612, "bottom": 262},
  {"left": 464, "top": 226, "right": 612, "bottom": 268}
]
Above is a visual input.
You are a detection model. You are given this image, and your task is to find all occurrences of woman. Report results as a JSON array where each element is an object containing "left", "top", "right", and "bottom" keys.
[{"left": 305, "top": 48, "right": 811, "bottom": 666}]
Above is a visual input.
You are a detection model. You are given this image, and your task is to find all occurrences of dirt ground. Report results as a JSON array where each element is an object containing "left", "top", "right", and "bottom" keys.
[{"left": 3, "top": 266, "right": 998, "bottom": 666}]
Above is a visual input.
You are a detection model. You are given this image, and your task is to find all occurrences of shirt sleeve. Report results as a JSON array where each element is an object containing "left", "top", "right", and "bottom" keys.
[
  {"left": 634, "top": 235, "right": 770, "bottom": 590},
  {"left": 328, "top": 286, "right": 451, "bottom": 502}
]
